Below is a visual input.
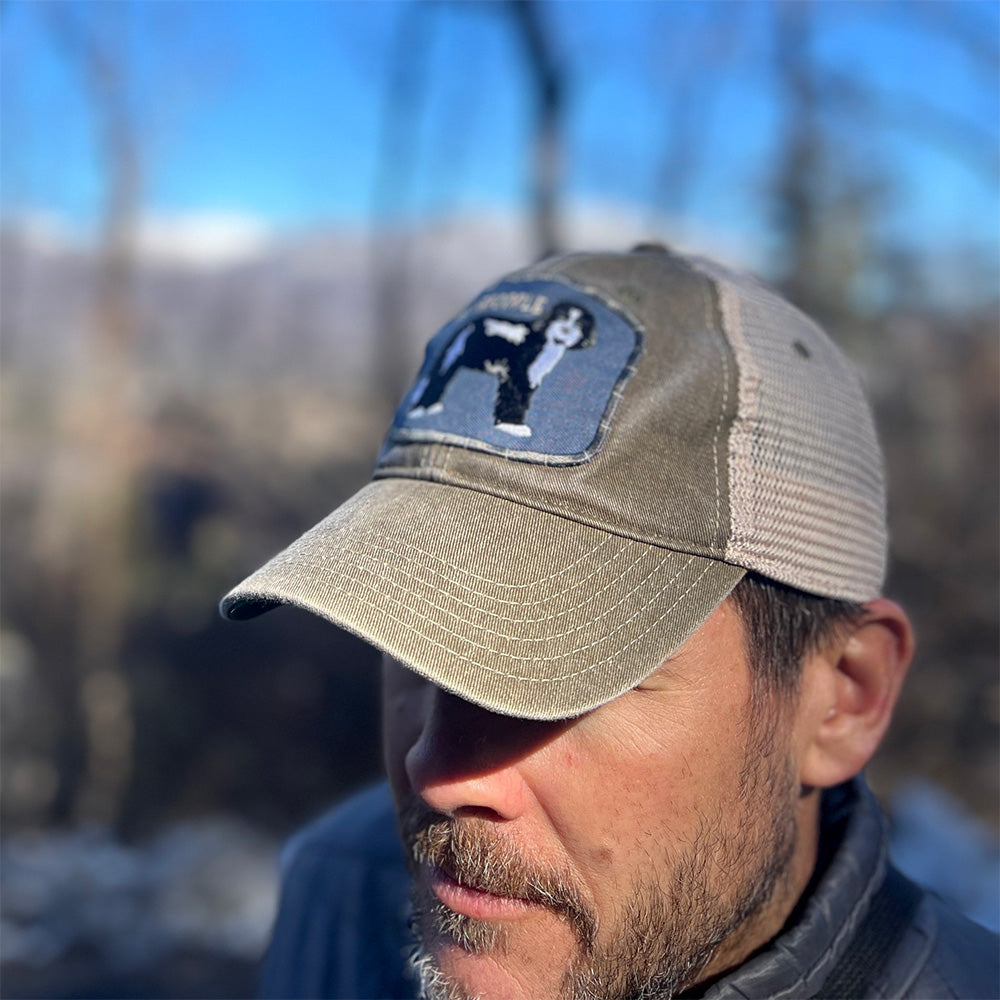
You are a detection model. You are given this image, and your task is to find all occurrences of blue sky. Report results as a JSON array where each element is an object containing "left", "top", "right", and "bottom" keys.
[{"left": 2, "top": 0, "right": 997, "bottom": 280}]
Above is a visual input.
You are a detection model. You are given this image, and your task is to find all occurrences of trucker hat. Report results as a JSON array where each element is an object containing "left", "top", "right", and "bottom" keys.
[{"left": 221, "top": 246, "right": 886, "bottom": 720}]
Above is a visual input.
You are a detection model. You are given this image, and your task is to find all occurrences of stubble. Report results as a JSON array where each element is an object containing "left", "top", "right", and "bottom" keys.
[{"left": 400, "top": 716, "right": 799, "bottom": 1000}]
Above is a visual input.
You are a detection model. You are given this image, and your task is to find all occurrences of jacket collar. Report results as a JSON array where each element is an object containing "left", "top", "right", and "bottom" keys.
[{"left": 698, "top": 777, "right": 890, "bottom": 1000}]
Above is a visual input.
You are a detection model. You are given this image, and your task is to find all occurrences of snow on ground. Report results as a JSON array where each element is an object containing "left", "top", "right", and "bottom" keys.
[{"left": 1, "top": 817, "right": 279, "bottom": 971}]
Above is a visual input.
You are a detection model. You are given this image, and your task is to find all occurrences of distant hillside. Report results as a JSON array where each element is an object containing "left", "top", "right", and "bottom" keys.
[{"left": 1, "top": 211, "right": 761, "bottom": 390}]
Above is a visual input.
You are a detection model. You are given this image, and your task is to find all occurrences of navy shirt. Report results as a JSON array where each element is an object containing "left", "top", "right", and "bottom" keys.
[{"left": 260, "top": 783, "right": 413, "bottom": 999}]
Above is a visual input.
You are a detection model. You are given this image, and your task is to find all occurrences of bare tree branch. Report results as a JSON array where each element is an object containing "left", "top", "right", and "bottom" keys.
[
  {"left": 825, "top": 71, "right": 999, "bottom": 182},
  {"left": 902, "top": 0, "right": 1000, "bottom": 78}
]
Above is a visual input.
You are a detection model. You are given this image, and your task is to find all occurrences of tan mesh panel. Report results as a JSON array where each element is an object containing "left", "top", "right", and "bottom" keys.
[{"left": 695, "top": 260, "right": 886, "bottom": 600}]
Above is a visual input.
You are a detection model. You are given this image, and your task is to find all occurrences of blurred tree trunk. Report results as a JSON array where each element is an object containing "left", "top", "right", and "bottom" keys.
[
  {"left": 772, "top": 2, "right": 880, "bottom": 339},
  {"left": 772, "top": 2, "right": 996, "bottom": 332},
  {"left": 34, "top": 2, "right": 141, "bottom": 829},
  {"left": 510, "top": 0, "right": 562, "bottom": 260},
  {"left": 370, "top": 1, "right": 565, "bottom": 419},
  {"left": 649, "top": 8, "right": 740, "bottom": 239},
  {"left": 370, "top": 3, "right": 432, "bottom": 418},
  {"left": 773, "top": 2, "right": 825, "bottom": 317}
]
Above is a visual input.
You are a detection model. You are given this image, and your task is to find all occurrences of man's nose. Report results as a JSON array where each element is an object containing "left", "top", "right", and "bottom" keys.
[{"left": 404, "top": 687, "right": 541, "bottom": 821}]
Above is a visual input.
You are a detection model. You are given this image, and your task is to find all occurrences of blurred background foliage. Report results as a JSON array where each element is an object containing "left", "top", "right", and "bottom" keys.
[{"left": 1, "top": 1, "right": 997, "bottom": 996}]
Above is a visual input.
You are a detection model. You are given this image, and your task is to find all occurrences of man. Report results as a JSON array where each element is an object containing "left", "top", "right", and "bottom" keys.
[{"left": 222, "top": 246, "right": 998, "bottom": 999}]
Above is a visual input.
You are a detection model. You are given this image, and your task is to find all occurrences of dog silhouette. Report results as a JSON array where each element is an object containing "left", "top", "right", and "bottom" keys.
[{"left": 408, "top": 303, "right": 596, "bottom": 437}]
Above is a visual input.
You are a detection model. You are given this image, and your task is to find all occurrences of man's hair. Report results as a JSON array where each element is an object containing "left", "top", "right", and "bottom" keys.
[{"left": 730, "top": 572, "right": 867, "bottom": 696}]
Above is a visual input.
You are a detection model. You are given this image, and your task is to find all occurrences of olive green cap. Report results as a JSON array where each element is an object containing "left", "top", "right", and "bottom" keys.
[{"left": 221, "top": 247, "right": 886, "bottom": 720}]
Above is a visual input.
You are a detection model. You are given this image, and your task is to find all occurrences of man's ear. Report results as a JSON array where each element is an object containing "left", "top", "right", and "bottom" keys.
[{"left": 798, "top": 599, "right": 915, "bottom": 789}]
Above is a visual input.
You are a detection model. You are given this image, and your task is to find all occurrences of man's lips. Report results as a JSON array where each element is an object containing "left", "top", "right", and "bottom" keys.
[{"left": 428, "top": 866, "right": 542, "bottom": 921}]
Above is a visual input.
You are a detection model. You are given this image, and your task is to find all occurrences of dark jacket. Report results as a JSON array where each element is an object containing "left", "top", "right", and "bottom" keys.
[{"left": 260, "top": 779, "right": 998, "bottom": 1000}]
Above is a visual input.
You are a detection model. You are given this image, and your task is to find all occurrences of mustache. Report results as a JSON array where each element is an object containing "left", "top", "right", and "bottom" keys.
[{"left": 399, "top": 798, "right": 596, "bottom": 947}]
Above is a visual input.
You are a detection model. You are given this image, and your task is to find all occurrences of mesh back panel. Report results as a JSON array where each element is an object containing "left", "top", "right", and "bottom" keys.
[{"left": 696, "top": 261, "right": 886, "bottom": 600}]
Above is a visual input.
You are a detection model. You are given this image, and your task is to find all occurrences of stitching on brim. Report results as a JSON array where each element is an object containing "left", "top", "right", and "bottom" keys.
[
  {"left": 326, "top": 524, "right": 637, "bottom": 610},
  {"left": 307, "top": 499, "right": 617, "bottom": 593},
  {"left": 276, "top": 555, "right": 711, "bottom": 677},
  {"left": 347, "top": 543, "right": 687, "bottom": 639},
  {"left": 326, "top": 528, "right": 653, "bottom": 619}
]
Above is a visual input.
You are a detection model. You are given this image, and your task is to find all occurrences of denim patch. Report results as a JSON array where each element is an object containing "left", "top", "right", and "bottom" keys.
[{"left": 385, "top": 279, "right": 642, "bottom": 464}]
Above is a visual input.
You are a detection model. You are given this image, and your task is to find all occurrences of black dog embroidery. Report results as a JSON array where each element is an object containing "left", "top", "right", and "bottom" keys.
[{"left": 408, "top": 302, "right": 596, "bottom": 438}]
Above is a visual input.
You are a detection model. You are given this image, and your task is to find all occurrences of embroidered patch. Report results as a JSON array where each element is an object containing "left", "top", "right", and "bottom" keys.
[{"left": 387, "top": 279, "right": 642, "bottom": 463}]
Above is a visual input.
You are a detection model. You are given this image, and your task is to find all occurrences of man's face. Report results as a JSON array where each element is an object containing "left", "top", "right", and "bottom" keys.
[{"left": 382, "top": 601, "right": 811, "bottom": 1000}]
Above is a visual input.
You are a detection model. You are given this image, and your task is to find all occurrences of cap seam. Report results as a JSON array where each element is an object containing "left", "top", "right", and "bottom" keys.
[{"left": 703, "top": 271, "right": 730, "bottom": 552}]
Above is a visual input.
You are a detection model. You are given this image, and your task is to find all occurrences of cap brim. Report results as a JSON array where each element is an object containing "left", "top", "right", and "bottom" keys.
[{"left": 220, "top": 479, "right": 744, "bottom": 720}]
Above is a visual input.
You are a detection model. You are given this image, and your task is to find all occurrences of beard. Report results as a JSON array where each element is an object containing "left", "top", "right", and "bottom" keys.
[{"left": 398, "top": 719, "right": 800, "bottom": 1000}]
